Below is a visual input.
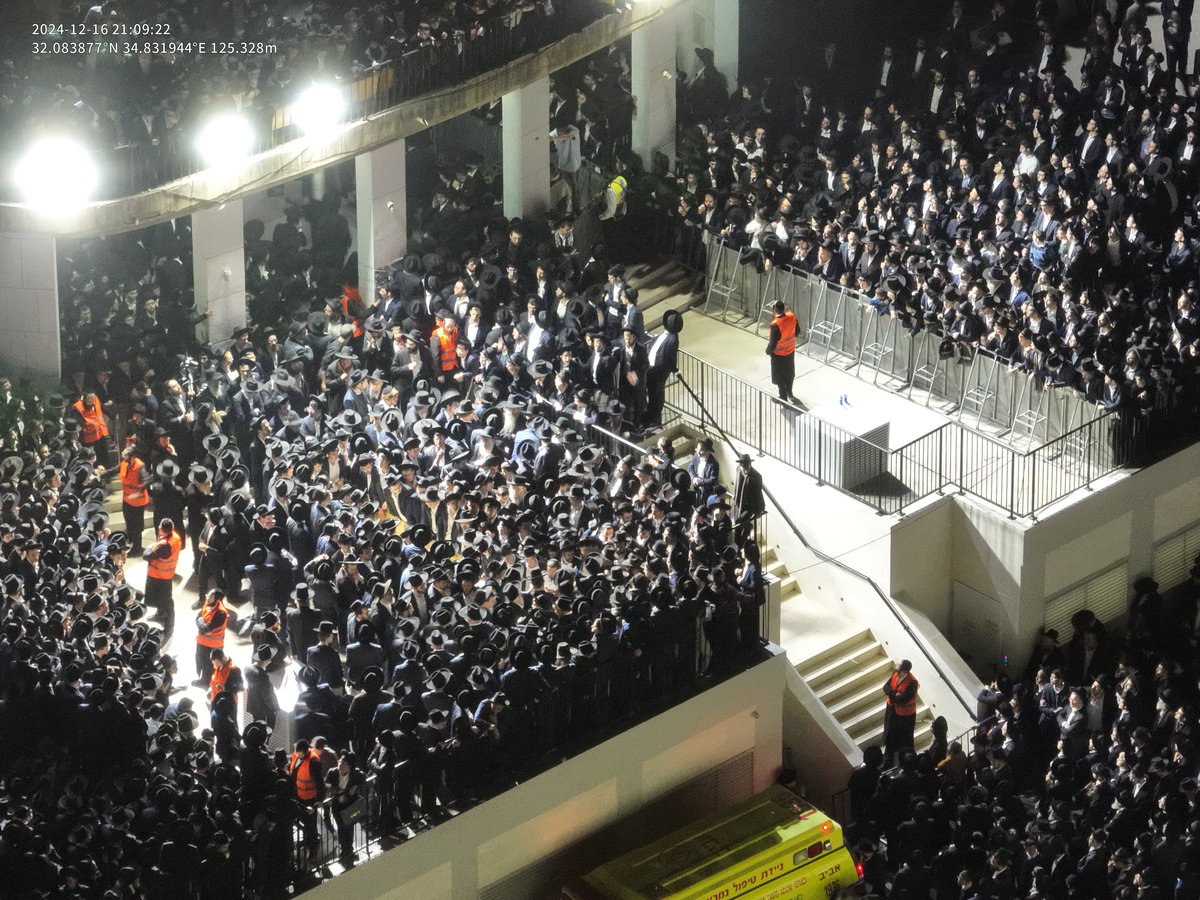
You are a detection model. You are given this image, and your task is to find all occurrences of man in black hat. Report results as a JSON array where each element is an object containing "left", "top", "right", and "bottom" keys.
[
  {"left": 732, "top": 454, "right": 766, "bottom": 543},
  {"left": 644, "top": 310, "right": 683, "bottom": 431},
  {"left": 307, "top": 621, "right": 345, "bottom": 691},
  {"left": 246, "top": 644, "right": 280, "bottom": 729},
  {"left": 616, "top": 326, "right": 648, "bottom": 433}
]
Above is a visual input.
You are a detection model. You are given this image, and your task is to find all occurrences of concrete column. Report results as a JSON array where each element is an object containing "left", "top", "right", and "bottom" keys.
[
  {"left": 192, "top": 200, "right": 246, "bottom": 344},
  {"left": 632, "top": 10, "right": 678, "bottom": 171},
  {"left": 676, "top": 0, "right": 739, "bottom": 85},
  {"left": 0, "top": 232, "right": 60, "bottom": 387},
  {"left": 502, "top": 77, "right": 551, "bottom": 220},
  {"left": 711, "top": 0, "right": 740, "bottom": 88},
  {"left": 356, "top": 139, "right": 408, "bottom": 295}
]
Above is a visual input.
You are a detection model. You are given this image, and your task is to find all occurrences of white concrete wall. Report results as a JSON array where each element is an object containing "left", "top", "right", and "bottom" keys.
[
  {"left": 0, "top": 232, "right": 60, "bottom": 386},
  {"left": 691, "top": 427, "right": 979, "bottom": 739},
  {"left": 881, "top": 440, "right": 1200, "bottom": 677},
  {"left": 632, "top": 10, "right": 679, "bottom": 170},
  {"left": 356, "top": 140, "right": 407, "bottom": 294},
  {"left": 306, "top": 653, "right": 787, "bottom": 899},
  {"left": 782, "top": 665, "right": 860, "bottom": 810},
  {"left": 502, "top": 77, "right": 552, "bottom": 220},
  {"left": 192, "top": 200, "right": 246, "bottom": 343}
]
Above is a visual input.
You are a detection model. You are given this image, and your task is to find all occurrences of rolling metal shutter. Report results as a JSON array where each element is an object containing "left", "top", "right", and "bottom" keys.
[
  {"left": 1152, "top": 524, "right": 1200, "bottom": 590},
  {"left": 1044, "top": 562, "right": 1128, "bottom": 639}
]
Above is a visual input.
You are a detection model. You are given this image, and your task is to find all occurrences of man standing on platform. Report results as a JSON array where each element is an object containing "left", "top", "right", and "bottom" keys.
[
  {"left": 765, "top": 301, "right": 799, "bottom": 404},
  {"left": 882, "top": 659, "right": 919, "bottom": 764}
]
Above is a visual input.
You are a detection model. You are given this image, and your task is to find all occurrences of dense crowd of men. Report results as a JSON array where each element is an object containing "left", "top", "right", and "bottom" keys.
[
  {"left": 0, "top": 0, "right": 601, "bottom": 196},
  {"left": 848, "top": 578, "right": 1200, "bottom": 900},
  {"left": 670, "top": 0, "right": 1200, "bottom": 458},
  {"left": 0, "top": 45, "right": 771, "bottom": 894}
]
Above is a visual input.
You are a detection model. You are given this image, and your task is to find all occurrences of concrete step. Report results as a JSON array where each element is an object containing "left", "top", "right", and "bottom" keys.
[
  {"left": 633, "top": 259, "right": 691, "bottom": 290},
  {"left": 826, "top": 679, "right": 892, "bottom": 724},
  {"left": 647, "top": 296, "right": 703, "bottom": 333},
  {"left": 805, "top": 643, "right": 891, "bottom": 696},
  {"left": 854, "top": 710, "right": 935, "bottom": 754},
  {"left": 794, "top": 629, "right": 878, "bottom": 682},
  {"left": 812, "top": 654, "right": 894, "bottom": 708},
  {"left": 843, "top": 705, "right": 887, "bottom": 742}
]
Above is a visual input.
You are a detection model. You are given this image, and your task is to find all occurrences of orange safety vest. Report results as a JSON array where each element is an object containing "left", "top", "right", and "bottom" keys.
[
  {"left": 886, "top": 671, "right": 919, "bottom": 717},
  {"left": 290, "top": 749, "right": 322, "bottom": 801},
  {"left": 432, "top": 325, "right": 458, "bottom": 371},
  {"left": 771, "top": 311, "right": 797, "bottom": 357},
  {"left": 147, "top": 530, "right": 183, "bottom": 581},
  {"left": 341, "top": 288, "right": 365, "bottom": 339},
  {"left": 73, "top": 397, "right": 109, "bottom": 444},
  {"left": 209, "top": 660, "right": 239, "bottom": 702},
  {"left": 196, "top": 599, "right": 228, "bottom": 648},
  {"left": 120, "top": 457, "right": 149, "bottom": 507}
]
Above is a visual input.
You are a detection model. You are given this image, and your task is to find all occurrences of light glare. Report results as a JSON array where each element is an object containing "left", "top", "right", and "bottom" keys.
[
  {"left": 14, "top": 137, "right": 98, "bottom": 210},
  {"left": 293, "top": 83, "right": 347, "bottom": 136},
  {"left": 195, "top": 113, "right": 255, "bottom": 167}
]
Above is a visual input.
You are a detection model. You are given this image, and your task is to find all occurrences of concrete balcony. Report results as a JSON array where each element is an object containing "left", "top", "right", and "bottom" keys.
[{"left": 0, "top": 0, "right": 688, "bottom": 240}]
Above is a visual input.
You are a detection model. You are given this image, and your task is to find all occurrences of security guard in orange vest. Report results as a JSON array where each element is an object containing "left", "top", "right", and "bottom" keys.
[
  {"left": 73, "top": 391, "right": 112, "bottom": 468},
  {"left": 144, "top": 518, "right": 183, "bottom": 641},
  {"left": 430, "top": 312, "right": 460, "bottom": 387},
  {"left": 194, "top": 589, "right": 229, "bottom": 687},
  {"left": 765, "top": 300, "right": 798, "bottom": 404},
  {"left": 208, "top": 648, "right": 244, "bottom": 720},
  {"left": 119, "top": 446, "right": 150, "bottom": 554},
  {"left": 882, "top": 659, "right": 919, "bottom": 764},
  {"left": 290, "top": 739, "right": 324, "bottom": 851}
]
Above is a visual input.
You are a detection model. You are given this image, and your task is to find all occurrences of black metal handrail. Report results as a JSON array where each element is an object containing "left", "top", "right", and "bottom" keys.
[
  {"left": 671, "top": 348, "right": 1122, "bottom": 520},
  {"left": 670, "top": 369, "right": 979, "bottom": 723}
]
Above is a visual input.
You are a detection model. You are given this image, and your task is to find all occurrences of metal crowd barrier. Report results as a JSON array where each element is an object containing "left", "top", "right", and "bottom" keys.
[
  {"left": 666, "top": 354, "right": 1124, "bottom": 520},
  {"left": 699, "top": 240, "right": 1105, "bottom": 448}
]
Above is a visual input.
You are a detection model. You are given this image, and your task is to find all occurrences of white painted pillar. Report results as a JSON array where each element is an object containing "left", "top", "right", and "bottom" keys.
[
  {"left": 502, "top": 77, "right": 551, "bottom": 220},
  {"left": 0, "top": 232, "right": 61, "bottom": 387},
  {"left": 356, "top": 139, "right": 408, "bottom": 295},
  {"left": 632, "top": 10, "right": 678, "bottom": 171},
  {"left": 676, "top": 0, "right": 738, "bottom": 85},
  {"left": 711, "top": 0, "right": 739, "bottom": 88},
  {"left": 192, "top": 200, "right": 246, "bottom": 344}
]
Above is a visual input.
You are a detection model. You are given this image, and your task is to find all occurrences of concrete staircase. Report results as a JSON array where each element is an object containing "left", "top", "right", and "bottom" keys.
[
  {"left": 761, "top": 543, "right": 800, "bottom": 605},
  {"left": 626, "top": 258, "right": 705, "bottom": 332},
  {"left": 794, "top": 629, "right": 934, "bottom": 753}
]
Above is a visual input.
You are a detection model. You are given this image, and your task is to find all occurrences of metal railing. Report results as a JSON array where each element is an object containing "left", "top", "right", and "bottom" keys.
[
  {"left": 669, "top": 370, "right": 980, "bottom": 726},
  {"left": 698, "top": 240, "right": 1107, "bottom": 446},
  {"left": 24, "top": 0, "right": 612, "bottom": 201},
  {"left": 667, "top": 350, "right": 1124, "bottom": 520},
  {"left": 586, "top": 419, "right": 774, "bottom": 642}
]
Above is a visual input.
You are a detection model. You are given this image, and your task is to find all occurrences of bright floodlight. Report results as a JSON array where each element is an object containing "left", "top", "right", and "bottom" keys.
[
  {"left": 195, "top": 112, "right": 255, "bottom": 167},
  {"left": 293, "top": 83, "right": 347, "bottom": 136},
  {"left": 13, "top": 137, "right": 98, "bottom": 211}
]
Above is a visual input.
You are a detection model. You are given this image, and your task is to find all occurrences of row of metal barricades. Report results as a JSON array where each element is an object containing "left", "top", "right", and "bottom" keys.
[{"left": 699, "top": 236, "right": 1107, "bottom": 450}]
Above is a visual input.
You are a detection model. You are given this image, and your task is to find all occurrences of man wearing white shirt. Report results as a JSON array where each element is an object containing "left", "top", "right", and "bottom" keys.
[{"left": 644, "top": 310, "right": 682, "bottom": 430}]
